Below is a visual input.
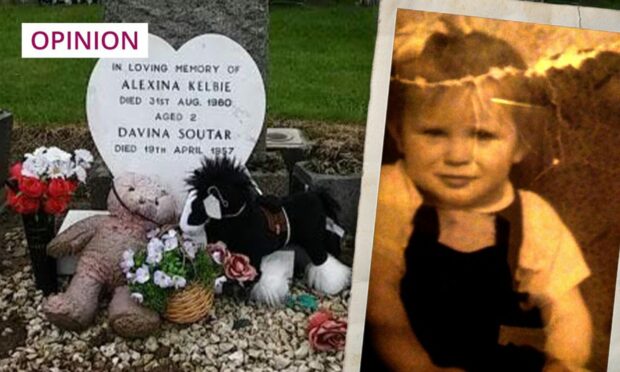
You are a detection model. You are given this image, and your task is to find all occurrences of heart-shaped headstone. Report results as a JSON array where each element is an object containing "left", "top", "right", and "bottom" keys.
[{"left": 87, "top": 34, "right": 265, "bottom": 209}]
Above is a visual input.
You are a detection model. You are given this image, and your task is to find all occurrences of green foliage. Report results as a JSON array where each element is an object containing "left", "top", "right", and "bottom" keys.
[
  {"left": 125, "top": 230, "right": 220, "bottom": 314},
  {"left": 130, "top": 279, "right": 169, "bottom": 314},
  {"left": 269, "top": 2, "right": 378, "bottom": 124},
  {"left": 0, "top": 4, "right": 102, "bottom": 126},
  {"left": 0, "top": 3, "right": 377, "bottom": 127},
  {"left": 160, "top": 250, "right": 187, "bottom": 278},
  {"left": 193, "top": 250, "right": 221, "bottom": 288}
]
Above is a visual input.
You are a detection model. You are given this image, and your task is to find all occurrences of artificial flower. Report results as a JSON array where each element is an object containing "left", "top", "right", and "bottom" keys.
[
  {"left": 7, "top": 189, "right": 39, "bottom": 215},
  {"left": 4, "top": 146, "right": 91, "bottom": 216},
  {"left": 146, "top": 246, "right": 163, "bottom": 265},
  {"left": 73, "top": 166, "right": 87, "bottom": 183},
  {"left": 172, "top": 275, "right": 187, "bottom": 289},
  {"left": 47, "top": 178, "right": 77, "bottom": 198},
  {"left": 307, "top": 309, "right": 347, "bottom": 352},
  {"left": 130, "top": 292, "right": 144, "bottom": 303},
  {"left": 74, "top": 149, "right": 94, "bottom": 169},
  {"left": 44, "top": 146, "right": 72, "bottom": 163},
  {"left": 146, "top": 238, "right": 164, "bottom": 264},
  {"left": 224, "top": 253, "right": 257, "bottom": 282},
  {"left": 9, "top": 162, "right": 22, "bottom": 180},
  {"left": 154, "top": 270, "right": 173, "bottom": 288},
  {"left": 162, "top": 232, "right": 178, "bottom": 252},
  {"left": 207, "top": 241, "right": 230, "bottom": 265},
  {"left": 134, "top": 265, "right": 150, "bottom": 284},
  {"left": 22, "top": 147, "right": 48, "bottom": 177},
  {"left": 19, "top": 177, "right": 47, "bottom": 198},
  {"left": 120, "top": 250, "right": 135, "bottom": 273},
  {"left": 47, "top": 160, "right": 74, "bottom": 179},
  {"left": 43, "top": 196, "right": 70, "bottom": 215},
  {"left": 21, "top": 155, "right": 47, "bottom": 179},
  {"left": 182, "top": 240, "right": 198, "bottom": 259}
]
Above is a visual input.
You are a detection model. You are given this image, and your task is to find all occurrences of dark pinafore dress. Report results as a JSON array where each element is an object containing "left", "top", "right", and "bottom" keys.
[{"left": 400, "top": 194, "right": 546, "bottom": 372}]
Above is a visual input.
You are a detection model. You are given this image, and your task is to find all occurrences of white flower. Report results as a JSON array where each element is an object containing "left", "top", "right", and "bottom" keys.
[
  {"left": 73, "top": 166, "right": 87, "bottom": 183},
  {"left": 182, "top": 240, "right": 198, "bottom": 259},
  {"left": 47, "top": 160, "right": 75, "bottom": 179},
  {"left": 154, "top": 270, "right": 173, "bottom": 288},
  {"left": 74, "top": 149, "right": 94, "bottom": 169},
  {"left": 134, "top": 265, "right": 150, "bottom": 284},
  {"left": 146, "top": 240, "right": 163, "bottom": 265},
  {"left": 44, "top": 146, "right": 72, "bottom": 163},
  {"left": 163, "top": 236, "right": 178, "bottom": 252},
  {"left": 130, "top": 292, "right": 144, "bottom": 303},
  {"left": 22, "top": 153, "right": 48, "bottom": 178},
  {"left": 120, "top": 249, "right": 135, "bottom": 273},
  {"left": 146, "top": 243, "right": 164, "bottom": 265},
  {"left": 147, "top": 237, "right": 164, "bottom": 251},
  {"left": 146, "top": 228, "right": 160, "bottom": 240},
  {"left": 172, "top": 276, "right": 187, "bottom": 289},
  {"left": 126, "top": 271, "right": 135, "bottom": 281},
  {"left": 162, "top": 229, "right": 177, "bottom": 239},
  {"left": 31, "top": 147, "right": 47, "bottom": 157},
  {"left": 161, "top": 230, "right": 178, "bottom": 252}
]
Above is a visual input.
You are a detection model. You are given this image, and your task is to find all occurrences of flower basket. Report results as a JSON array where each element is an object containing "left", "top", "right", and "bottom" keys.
[
  {"left": 122, "top": 228, "right": 220, "bottom": 324},
  {"left": 164, "top": 282, "right": 214, "bottom": 324}
]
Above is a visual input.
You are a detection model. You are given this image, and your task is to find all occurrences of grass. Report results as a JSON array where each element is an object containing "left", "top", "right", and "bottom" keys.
[
  {"left": 269, "top": 2, "right": 377, "bottom": 123},
  {"left": 0, "top": 5, "right": 102, "bottom": 126},
  {"left": 0, "top": 2, "right": 378, "bottom": 128}
]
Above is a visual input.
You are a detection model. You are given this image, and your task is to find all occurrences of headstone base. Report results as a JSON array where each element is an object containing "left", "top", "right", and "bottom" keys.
[
  {"left": 87, "top": 159, "right": 113, "bottom": 210},
  {"left": 291, "top": 161, "right": 361, "bottom": 237}
]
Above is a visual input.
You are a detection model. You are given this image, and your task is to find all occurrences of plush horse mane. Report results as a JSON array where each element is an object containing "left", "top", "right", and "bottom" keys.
[{"left": 186, "top": 157, "right": 254, "bottom": 200}]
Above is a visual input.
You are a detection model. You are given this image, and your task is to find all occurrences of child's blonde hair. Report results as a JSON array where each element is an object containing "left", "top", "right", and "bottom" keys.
[{"left": 388, "top": 69, "right": 553, "bottom": 156}]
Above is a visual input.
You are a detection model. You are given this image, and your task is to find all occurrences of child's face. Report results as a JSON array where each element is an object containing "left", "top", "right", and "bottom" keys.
[{"left": 397, "top": 99, "right": 525, "bottom": 209}]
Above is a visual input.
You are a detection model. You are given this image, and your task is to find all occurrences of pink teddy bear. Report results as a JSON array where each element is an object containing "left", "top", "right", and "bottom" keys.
[{"left": 43, "top": 173, "right": 177, "bottom": 337}]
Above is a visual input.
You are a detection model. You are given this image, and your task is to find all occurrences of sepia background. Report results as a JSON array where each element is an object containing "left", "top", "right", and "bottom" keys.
[{"left": 380, "top": 10, "right": 620, "bottom": 371}]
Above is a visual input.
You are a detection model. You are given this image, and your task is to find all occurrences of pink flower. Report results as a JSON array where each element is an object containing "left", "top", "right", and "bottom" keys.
[
  {"left": 207, "top": 241, "right": 231, "bottom": 265},
  {"left": 307, "top": 309, "right": 347, "bottom": 352},
  {"left": 224, "top": 253, "right": 257, "bottom": 282}
]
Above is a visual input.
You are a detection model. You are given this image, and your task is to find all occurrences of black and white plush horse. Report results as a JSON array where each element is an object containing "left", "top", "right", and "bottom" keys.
[{"left": 179, "top": 157, "right": 351, "bottom": 305}]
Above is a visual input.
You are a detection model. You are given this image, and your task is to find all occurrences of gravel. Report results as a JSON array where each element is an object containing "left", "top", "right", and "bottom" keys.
[{"left": 0, "top": 227, "right": 349, "bottom": 371}]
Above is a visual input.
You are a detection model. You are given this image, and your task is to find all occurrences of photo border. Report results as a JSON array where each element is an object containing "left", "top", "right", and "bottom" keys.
[{"left": 344, "top": 1, "right": 620, "bottom": 371}]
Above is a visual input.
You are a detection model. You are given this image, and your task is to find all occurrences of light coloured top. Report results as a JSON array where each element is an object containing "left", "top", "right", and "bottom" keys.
[{"left": 367, "top": 160, "right": 592, "bottom": 371}]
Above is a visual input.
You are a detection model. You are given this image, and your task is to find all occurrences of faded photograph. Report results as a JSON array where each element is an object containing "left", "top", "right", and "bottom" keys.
[{"left": 362, "top": 9, "right": 620, "bottom": 372}]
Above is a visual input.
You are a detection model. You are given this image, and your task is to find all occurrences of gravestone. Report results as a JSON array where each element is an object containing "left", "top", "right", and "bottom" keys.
[
  {"left": 0, "top": 110, "right": 13, "bottom": 206},
  {"left": 62, "top": 32, "right": 270, "bottom": 274},
  {"left": 103, "top": 0, "right": 269, "bottom": 151},
  {"left": 87, "top": 34, "right": 266, "bottom": 209}
]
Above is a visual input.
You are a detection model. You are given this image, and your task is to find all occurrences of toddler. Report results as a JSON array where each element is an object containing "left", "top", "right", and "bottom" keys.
[{"left": 366, "top": 70, "right": 592, "bottom": 372}]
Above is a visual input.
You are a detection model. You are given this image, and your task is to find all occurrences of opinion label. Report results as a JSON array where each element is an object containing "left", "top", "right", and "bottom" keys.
[{"left": 22, "top": 23, "right": 148, "bottom": 58}]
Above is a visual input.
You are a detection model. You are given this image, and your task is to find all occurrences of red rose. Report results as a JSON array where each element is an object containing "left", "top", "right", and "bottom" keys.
[
  {"left": 9, "top": 162, "right": 23, "bottom": 180},
  {"left": 47, "top": 178, "right": 76, "bottom": 198},
  {"left": 19, "top": 176, "right": 47, "bottom": 198},
  {"left": 224, "top": 253, "right": 257, "bottom": 282},
  {"left": 7, "top": 189, "right": 40, "bottom": 214},
  {"left": 307, "top": 310, "right": 347, "bottom": 352},
  {"left": 43, "top": 196, "right": 69, "bottom": 215},
  {"left": 207, "top": 241, "right": 231, "bottom": 265}
]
